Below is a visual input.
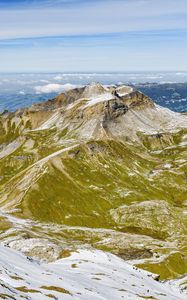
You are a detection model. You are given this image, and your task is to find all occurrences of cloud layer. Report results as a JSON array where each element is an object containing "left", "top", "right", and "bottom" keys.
[{"left": 35, "top": 83, "right": 77, "bottom": 93}]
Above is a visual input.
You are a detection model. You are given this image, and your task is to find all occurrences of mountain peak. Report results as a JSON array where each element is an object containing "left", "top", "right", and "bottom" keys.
[
  {"left": 1, "top": 83, "right": 187, "bottom": 142},
  {"left": 82, "top": 82, "right": 108, "bottom": 98}
]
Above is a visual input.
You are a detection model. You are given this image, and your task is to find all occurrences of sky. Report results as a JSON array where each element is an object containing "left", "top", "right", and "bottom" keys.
[{"left": 0, "top": 0, "right": 187, "bottom": 72}]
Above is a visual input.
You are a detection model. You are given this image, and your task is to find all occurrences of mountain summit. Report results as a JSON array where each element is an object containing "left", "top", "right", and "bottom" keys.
[
  {"left": 5, "top": 82, "right": 185, "bottom": 142},
  {"left": 0, "top": 83, "right": 187, "bottom": 295},
  {"left": 82, "top": 82, "right": 109, "bottom": 98}
]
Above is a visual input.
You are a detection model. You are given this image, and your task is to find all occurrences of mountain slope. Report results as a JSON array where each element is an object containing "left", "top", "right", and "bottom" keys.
[
  {"left": 0, "top": 82, "right": 187, "bottom": 286},
  {"left": 1, "top": 245, "right": 186, "bottom": 300}
]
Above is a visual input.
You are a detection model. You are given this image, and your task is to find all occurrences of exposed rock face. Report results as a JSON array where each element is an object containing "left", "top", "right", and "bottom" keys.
[
  {"left": 1, "top": 82, "right": 186, "bottom": 142},
  {"left": 6, "top": 238, "right": 62, "bottom": 262},
  {"left": 0, "top": 82, "right": 187, "bottom": 283},
  {"left": 110, "top": 200, "right": 185, "bottom": 239}
]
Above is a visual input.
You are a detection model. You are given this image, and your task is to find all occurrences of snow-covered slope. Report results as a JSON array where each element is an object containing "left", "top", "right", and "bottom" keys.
[{"left": 0, "top": 245, "right": 186, "bottom": 300}]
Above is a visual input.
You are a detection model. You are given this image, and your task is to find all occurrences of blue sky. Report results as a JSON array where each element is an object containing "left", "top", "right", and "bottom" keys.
[{"left": 0, "top": 0, "right": 187, "bottom": 72}]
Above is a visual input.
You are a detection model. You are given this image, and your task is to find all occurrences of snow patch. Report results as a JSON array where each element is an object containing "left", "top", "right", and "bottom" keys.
[
  {"left": 30, "top": 145, "right": 79, "bottom": 167},
  {"left": 0, "top": 245, "right": 186, "bottom": 300},
  {"left": 84, "top": 92, "right": 115, "bottom": 107},
  {"left": 0, "top": 139, "right": 21, "bottom": 160},
  {"left": 116, "top": 85, "right": 133, "bottom": 97}
]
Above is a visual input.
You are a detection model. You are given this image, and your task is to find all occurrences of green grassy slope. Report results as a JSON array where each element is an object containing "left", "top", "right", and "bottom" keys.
[{"left": 0, "top": 85, "right": 186, "bottom": 280}]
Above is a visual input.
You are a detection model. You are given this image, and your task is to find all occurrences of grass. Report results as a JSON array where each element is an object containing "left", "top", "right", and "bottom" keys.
[{"left": 0, "top": 113, "right": 186, "bottom": 280}]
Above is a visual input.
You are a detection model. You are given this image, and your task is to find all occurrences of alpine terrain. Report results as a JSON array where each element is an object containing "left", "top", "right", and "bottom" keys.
[{"left": 0, "top": 82, "right": 187, "bottom": 299}]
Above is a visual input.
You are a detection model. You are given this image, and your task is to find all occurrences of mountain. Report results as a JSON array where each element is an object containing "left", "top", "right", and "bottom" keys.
[{"left": 0, "top": 82, "right": 187, "bottom": 298}]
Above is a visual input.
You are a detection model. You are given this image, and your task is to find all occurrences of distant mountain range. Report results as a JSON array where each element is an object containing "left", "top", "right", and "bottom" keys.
[{"left": 0, "top": 83, "right": 186, "bottom": 299}]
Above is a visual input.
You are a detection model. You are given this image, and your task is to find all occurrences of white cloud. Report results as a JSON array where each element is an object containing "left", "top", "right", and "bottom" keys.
[
  {"left": 39, "top": 79, "right": 50, "bottom": 83},
  {"left": 34, "top": 83, "right": 77, "bottom": 93},
  {"left": 54, "top": 75, "right": 64, "bottom": 80},
  {"left": 19, "top": 90, "right": 25, "bottom": 95},
  {"left": 0, "top": 0, "right": 187, "bottom": 39}
]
